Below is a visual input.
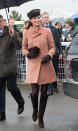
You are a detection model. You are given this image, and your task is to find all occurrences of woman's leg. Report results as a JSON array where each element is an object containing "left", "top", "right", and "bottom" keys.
[
  {"left": 38, "top": 84, "right": 48, "bottom": 128},
  {"left": 30, "top": 83, "right": 39, "bottom": 121}
]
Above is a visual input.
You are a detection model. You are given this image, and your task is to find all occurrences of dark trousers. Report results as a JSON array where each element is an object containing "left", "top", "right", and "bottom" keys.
[
  {"left": 48, "top": 54, "right": 59, "bottom": 92},
  {"left": 52, "top": 54, "right": 59, "bottom": 75},
  {"left": 0, "top": 75, "right": 23, "bottom": 113}
]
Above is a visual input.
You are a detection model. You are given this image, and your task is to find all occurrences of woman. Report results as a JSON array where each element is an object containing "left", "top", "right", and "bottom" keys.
[{"left": 22, "top": 9, "right": 56, "bottom": 128}]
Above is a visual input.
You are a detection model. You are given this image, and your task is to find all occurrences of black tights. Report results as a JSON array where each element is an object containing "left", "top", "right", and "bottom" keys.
[{"left": 31, "top": 83, "right": 48, "bottom": 97}]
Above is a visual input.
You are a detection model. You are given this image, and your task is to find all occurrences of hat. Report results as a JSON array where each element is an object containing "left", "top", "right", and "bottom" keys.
[
  {"left": 27, "top": 9, "right": 40, "bottom": 19},
  {"left": 65, "top": 18, "right": 74, "bottom": 24}
]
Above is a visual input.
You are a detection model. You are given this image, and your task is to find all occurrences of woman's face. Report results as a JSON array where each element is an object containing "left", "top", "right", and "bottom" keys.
[{"left": 30, "top": 15, "right": 41, "bottom": 27}]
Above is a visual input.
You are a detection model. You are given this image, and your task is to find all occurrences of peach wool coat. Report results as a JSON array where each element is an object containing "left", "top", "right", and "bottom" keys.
[{"left": 22, "top": 26, "right": 56, "bottom": 85}]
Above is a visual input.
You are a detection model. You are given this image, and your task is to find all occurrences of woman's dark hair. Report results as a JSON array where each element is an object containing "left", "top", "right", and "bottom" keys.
[{"left": 26, "top": 21, "right": 32, "bottom": 29}]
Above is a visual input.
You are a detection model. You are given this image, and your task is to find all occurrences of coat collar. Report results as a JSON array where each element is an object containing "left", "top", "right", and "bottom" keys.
[{"left": 29, "top": 26, "right": 42, "bottom": 38}]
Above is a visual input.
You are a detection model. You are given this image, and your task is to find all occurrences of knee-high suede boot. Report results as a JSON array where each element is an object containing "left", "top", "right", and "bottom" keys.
[
  {"left": 38, "top": 94, "right": 48, "bottom": 128},
  {"left": 30, "top": 93, "right": 38, "bottom": 121}
]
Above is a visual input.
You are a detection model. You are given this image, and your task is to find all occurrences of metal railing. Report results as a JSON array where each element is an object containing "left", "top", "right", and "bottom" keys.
[{"left": 16, "top": 50, "right": 26, "bottom": 82}]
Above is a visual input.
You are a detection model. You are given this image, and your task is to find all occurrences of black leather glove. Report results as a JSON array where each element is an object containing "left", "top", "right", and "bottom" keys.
[
  {"left": 27, "top": 46, "right": 40, "bottom": 59},
  {"left": 41, "top": 54, "right": 51, "bottom": 64}
]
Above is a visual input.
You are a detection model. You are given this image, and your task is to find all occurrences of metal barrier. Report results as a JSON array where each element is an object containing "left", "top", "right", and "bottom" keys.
[
  {"left": 16, "top": 50, "right": 26, "bottom": 82},
  {"left": 16, "top": 42, "right": 70, "bottom": 82},
  {"left": 58, "top": 46, "right": 66, "bottom": 82},
  {"left": 58, "top": 42, "right": 71, "bottom": 82}
]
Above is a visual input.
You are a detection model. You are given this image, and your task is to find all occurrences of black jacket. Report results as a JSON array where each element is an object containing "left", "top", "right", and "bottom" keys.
[
  {"left": 0, "top": 26, "right": 22, "bottom": 78},
  {"left": 49, "top": 23, "right": 62, "bottom": 54}
]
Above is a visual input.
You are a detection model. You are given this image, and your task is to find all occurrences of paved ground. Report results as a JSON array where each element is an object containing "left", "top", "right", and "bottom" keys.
[{"left": 0, "top": 86, "right": 78, "bottom": 131}]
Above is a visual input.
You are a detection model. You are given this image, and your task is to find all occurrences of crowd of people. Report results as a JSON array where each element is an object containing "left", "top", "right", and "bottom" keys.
[{"left": 0, "top": 8, "right": 78, "bottom": 128}]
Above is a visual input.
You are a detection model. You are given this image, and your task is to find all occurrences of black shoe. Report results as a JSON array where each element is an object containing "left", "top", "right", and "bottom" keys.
[
  {"left": 47, "top": 88, "right": 53, "bottom": 96},
  {"left": 17, "top": 99, "right": 24, "bottom": 115},
  {"left": 0, "top": 113, "right": 6, "bottom": 121}
]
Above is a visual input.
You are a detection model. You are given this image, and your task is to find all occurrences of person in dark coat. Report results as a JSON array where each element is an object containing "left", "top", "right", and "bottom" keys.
[
  {"left": 0, "top": 15, "right": 24, "bottom": 121},
  {"left": 42, "top": 12, "right": 63, "bottom": 95}
]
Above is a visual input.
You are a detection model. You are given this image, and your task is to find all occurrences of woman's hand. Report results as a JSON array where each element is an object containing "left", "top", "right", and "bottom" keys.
[{"left": 41, "top": 55, "right": 51, "bottom": 64}]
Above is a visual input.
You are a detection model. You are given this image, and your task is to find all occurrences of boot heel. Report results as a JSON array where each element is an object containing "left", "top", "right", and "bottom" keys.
[{"left": 38, "top": 115, "right": 44, "bottom": 128}]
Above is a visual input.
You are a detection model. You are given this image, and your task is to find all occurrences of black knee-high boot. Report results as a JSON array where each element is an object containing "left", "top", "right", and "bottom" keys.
[
  {"left": 38, "top": 94, "right": 48, "bottom": 128},
  {"left": 30, "top": 93, "right": 38, "bottom": 121}
]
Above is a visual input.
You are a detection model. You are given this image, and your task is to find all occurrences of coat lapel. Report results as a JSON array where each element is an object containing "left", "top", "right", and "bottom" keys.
[{"left": 29, "top": 27, "right": 42, "bottom": 38}]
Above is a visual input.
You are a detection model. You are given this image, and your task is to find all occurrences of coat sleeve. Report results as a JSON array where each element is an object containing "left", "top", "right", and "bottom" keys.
[
  {"left": 12, "top": 32, "right": 22, "bottom": 49},
  {"left": 47, "top": 29, "right": 56, "bottom": 57},
  {"left": 22, "top": 30, "right": 28, "bottom": 56},
  {"left": 55, "top": 28, "right": 62, "bottom": 54}
]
